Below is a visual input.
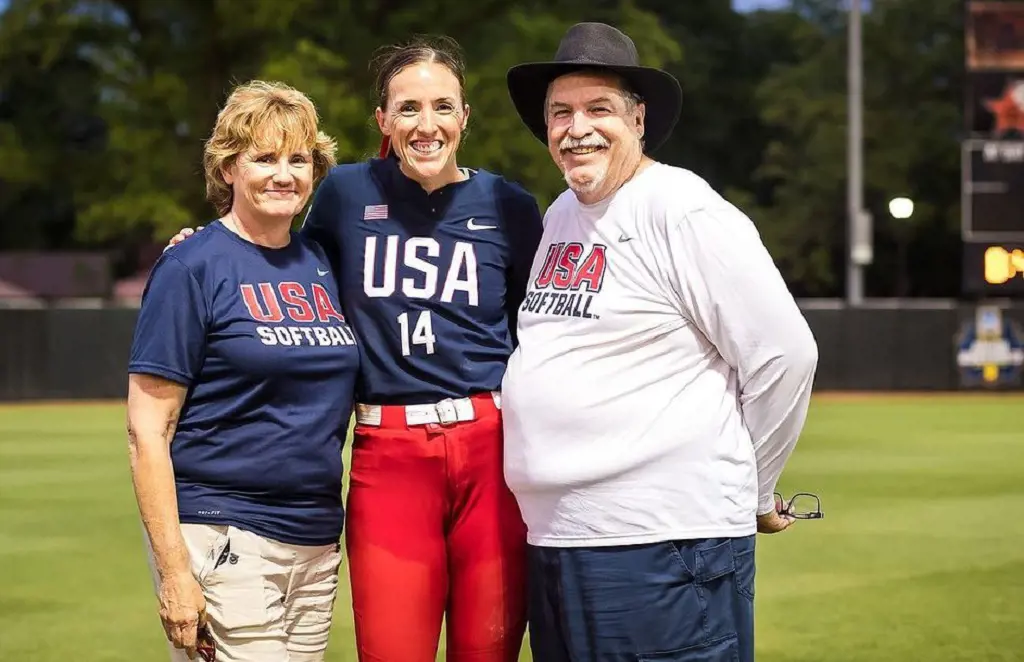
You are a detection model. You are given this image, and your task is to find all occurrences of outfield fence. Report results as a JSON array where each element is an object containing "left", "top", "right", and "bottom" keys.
[{"left": 1, "top": 299, "right": 1022, "bottom": 401}]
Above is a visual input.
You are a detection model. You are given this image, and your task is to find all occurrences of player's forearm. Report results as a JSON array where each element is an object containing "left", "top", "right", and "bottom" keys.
[
  {"left": 128, "top": 431, "right": 191, "bottom": 579},
  {"left": 126, "top": 375, "right": 192, "bottom": 580},
  {"left": 741, "top": 327, "right": 819, "bottom": 515}
]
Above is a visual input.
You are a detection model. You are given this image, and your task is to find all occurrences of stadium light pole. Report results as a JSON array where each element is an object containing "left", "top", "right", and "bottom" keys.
[
  {"left": 847, "top": 0, "right": 869, "bottom": 306},
  {"left": 888, "top": 197, "right": 914, "bottom": 297}
]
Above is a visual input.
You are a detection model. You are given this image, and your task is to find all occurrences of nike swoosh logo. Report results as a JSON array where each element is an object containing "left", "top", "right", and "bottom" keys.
[
  {"left": 467, "top": 218, "right": 497, "bottom": 231},
  {"left": 618, "top": 234, "right": 633, "bottom": 242},
  {"left": 317, "top": 267, "right": 329, "bottom": 276}
]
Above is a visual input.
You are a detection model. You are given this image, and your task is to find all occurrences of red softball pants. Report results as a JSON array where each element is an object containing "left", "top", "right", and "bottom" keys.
[{"left": 344, "top": 392, "right": 528, "bottom": 662}]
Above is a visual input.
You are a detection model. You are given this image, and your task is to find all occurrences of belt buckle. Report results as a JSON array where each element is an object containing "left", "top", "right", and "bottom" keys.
[{"left": 434, "top": 398, "right": 458, "bottom": 425}]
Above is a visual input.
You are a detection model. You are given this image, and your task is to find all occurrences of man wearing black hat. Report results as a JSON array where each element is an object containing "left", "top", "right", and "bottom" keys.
[{"left": 499, "top": 22, "right": 819, "bottom": 661}]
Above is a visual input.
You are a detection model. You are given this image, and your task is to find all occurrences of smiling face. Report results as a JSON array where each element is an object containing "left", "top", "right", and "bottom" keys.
[
  {"left": 545, "top": 70, "right": 646, "bottom": 204},
  {"left": 222, "top": 136, "right": 314, "bottom": 223},
  {"left": 203, "top": 80, "right": 337, "bottom": 221},
  {"left": 376, "top": 61, "right": 469, "bottom": 190}
]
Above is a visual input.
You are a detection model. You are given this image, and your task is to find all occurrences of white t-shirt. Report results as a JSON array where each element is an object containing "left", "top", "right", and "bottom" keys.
[{"left": 501, "top": 162, "right": 818, "bottom": 548}]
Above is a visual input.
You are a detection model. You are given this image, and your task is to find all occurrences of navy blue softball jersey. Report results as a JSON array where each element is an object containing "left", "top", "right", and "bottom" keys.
[
  {"left": 128, "top": 221, "right": 360, "bottom": 546},
  {"left": 301, "top": 155, "right": 543, "bottom": 405}
]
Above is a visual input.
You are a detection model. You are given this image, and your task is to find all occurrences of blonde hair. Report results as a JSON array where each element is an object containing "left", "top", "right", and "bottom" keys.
[{"left": 203, "top": 80, "right": 338, "bottom": 216}]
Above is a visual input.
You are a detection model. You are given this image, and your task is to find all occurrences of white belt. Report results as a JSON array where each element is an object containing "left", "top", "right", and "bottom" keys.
[{"left": 356, "top": 391, "right": 501, "bottom": 427}]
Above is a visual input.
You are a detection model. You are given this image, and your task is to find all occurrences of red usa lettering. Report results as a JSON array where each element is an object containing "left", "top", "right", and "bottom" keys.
[
  {"left": 363, "top": 235, "right": 479, "bottom": 305},
  {"left": 534, "top": 242, "right": 608, "bottom": 292},
  {"left": 240, "top": 282, "right": 345, "bottom": 323}
]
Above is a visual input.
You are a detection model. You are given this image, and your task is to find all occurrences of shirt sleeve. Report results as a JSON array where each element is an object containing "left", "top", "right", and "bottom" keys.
[
  {"left": 502, "top": 187, "right": 544, "bottom": 347},
  {"left": 664, "top": 201, "right": 819, "bottom": 516},
  {"left": 127, "top": 253, "right": 209, "bottom": 385},
  {"left": 299, "top": 171, "right": 343, "bottom": 275}
]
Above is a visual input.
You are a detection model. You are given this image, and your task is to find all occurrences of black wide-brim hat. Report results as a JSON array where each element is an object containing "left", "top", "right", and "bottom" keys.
[{"left": 506, "top": 22, "right": 682, "bottom": 153}]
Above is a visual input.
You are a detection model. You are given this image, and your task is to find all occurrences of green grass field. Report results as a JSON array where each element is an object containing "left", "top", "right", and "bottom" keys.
[{"left": 2, "top": 395, "right": 1023, "bottom": 661}]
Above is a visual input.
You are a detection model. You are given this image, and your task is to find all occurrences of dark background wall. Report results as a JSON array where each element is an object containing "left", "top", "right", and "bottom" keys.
[
  {"left": 0, "top": 307, "right": 140, "bottom": 400},
  {"left": 801, "top": 301, "right": 1024, "bottom": 391},
  {"left": 1, "top": 302, "right": 1022, "bottom": 401}
]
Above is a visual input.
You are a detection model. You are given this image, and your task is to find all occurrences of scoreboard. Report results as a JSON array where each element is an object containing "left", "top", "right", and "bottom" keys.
[
  {"left": 963, "top": 2, "right": 1024, "bottom": 296},
  {"left": 962, "top": 139, "right": 1024, "bottom": 239},
  {"left": 962, "top": 137, "right": 1024, "bottom": 295},
  {"left": 962, "top": 241, "right": 1024, "bottom": 295}
]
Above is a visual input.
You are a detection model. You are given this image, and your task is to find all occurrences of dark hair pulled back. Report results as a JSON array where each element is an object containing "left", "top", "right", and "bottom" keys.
[{"left": 370, "top": 34, "right": 468, "bottom": 110}]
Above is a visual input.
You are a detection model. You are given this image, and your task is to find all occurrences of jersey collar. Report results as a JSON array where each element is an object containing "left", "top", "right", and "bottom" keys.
[{"left": 371, "top": 153, "right": 476, "bottom": 214}]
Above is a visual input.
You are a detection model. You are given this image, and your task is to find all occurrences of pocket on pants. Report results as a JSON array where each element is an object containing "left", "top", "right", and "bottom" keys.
[
  {"left": 637, "top": 634, "right": 740, "bottom": 661},
  {"left": 732, "top": 537, "right": 755, "bottom": 602},
  {"left": 199, "top": 527, "right": 270, "bottom": 631},
  {"left": 303, "top": 544, "right": 342, "bottom": 624},
  {"left": 667, "top": 538, "right": 737, "bottom": 585},
  {"left": 181, "top": 524, "right": 230, "bottom": 584},
  {"left": 665, "top": 538, "right": 748, "bottom": 650}
]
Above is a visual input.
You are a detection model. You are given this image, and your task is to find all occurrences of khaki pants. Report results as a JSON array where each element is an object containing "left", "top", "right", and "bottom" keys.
[{"left": 146, "top": 523, "right": 341, "bottom": 662}]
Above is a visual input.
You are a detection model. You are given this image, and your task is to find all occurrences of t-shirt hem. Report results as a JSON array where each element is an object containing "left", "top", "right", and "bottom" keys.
[
  {"left": 525, "top": 524, "right": 756, "bottom": 548},
  {"left": 178, "top": 514, "right": 343, "bottom": 548}
]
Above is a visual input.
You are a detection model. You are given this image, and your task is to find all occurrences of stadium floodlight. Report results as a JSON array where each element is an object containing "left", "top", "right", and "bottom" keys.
[{"left": 888, "top": 197, "right": 915, "bottom": 220}]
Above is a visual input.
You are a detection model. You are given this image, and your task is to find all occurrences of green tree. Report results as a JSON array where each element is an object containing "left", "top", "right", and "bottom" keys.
[
  {"left": 0, "top": 0, "right": 113, "bottom": 249},
  {"left": 0, "top": 0, "right": 680, "bottom": 255},
  {"left": 860, "top": 0, "right": 963, "bottom": 298},
  {"left": 1, "top": 0, "right": 966, "bottom": 298},
  {"left": 733, "top": 0, "right": 964, "bottom": 297}
]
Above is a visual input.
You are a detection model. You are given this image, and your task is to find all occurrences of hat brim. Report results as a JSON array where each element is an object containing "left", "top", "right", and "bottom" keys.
[{"left": 506, "top": 62, "right": 682, "bottom": 153}]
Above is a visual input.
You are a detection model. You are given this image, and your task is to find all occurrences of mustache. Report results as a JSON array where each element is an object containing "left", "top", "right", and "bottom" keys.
[{"left": 559, "top": 135, "right": 610, "bottom": 151}]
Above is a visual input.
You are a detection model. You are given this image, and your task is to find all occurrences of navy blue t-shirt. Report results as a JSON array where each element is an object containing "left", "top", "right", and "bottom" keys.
[
  {"left": 128, "top": 221, "right": 360, "bottom": 546},
  {"left": 301, "top": 156, "right": 543, "bottom": 405}
]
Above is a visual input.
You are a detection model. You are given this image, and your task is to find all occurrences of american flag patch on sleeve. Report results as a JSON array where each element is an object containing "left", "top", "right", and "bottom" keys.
[{"left": 363, "top": 204, "right": 388, "bottom": 220}]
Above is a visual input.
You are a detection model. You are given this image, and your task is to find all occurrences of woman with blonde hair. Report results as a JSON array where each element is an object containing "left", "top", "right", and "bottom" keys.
[
  {"left": 167, "top": 36, "right": 546, "bottom": 661},
  {"left": 126, "top": 80, "right": 360, "bottom": 662}
]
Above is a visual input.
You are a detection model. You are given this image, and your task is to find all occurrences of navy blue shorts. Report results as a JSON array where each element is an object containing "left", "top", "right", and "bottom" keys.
[{"left": 527, "top": 535, "right": 756, "bottom": 662}]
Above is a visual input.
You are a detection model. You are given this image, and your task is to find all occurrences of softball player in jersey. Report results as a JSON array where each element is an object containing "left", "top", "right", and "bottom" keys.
[
  {"left": 301, "top": 38, "right": 542, "bottom": 662},
  {"left": 168, "top": 38, "right": 543, "bottom": 661}
]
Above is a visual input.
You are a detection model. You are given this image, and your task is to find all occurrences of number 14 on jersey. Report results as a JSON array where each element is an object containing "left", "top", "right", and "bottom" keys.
[{"left": 397, "top": 310, "right": 437, "bottom": 356}]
